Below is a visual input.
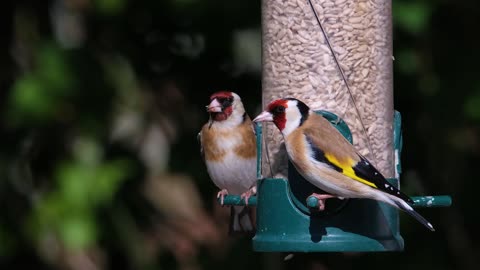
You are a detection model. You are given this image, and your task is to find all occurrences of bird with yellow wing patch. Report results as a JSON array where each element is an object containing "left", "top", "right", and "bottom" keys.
[{"left": 253, "top": 98, "right": 434, "bottom": 231}]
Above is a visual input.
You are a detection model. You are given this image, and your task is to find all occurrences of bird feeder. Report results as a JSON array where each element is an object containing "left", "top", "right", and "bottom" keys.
[
  {"left": 220, "top": 111, "right": 451, "bottom": 252},
  {"left": 217, "top": 0, "right": 452, "bottom": 252}
]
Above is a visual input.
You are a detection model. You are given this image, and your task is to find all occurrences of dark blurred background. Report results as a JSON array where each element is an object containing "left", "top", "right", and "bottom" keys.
[{"left": 0, "top": 0, "right": 479, "bottom": 269}]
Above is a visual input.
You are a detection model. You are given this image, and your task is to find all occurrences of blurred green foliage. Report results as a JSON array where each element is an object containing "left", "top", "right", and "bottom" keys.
[
  {"left": 29, "top": 138, "right": 131, "bottom": 249},
  {"left": 94, "top": 0, "right": 127, "bottom": 15},
  {"left": 394, "top": 1, "right": 432, "bottom": 35},
  {"left": 464, "top": 87, "right": 480, "bottom": 120},
  {"left": 9, "top": 43, "right": 74, "bottom": 124}
]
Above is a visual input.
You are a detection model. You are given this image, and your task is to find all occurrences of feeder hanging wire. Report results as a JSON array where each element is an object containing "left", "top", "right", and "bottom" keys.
[{"left": 307, "top": 0, "right": 377, "bottom": 165}]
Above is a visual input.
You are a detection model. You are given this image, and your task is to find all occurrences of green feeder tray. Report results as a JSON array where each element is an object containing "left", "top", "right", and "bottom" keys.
[{"left": 219, "top": 110, "right": 452, "bottom": 252}]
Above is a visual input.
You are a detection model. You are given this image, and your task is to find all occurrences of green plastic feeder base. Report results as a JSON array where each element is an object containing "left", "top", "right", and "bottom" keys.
[
  {"left": 217, "top": 110, "right": 452, "bottom": 253},
  {"left": 254, "top": 233, "right": 403, "bottom": 252},
  {"left": 252, "top": 178, "right": 404, "bottom": 252}
]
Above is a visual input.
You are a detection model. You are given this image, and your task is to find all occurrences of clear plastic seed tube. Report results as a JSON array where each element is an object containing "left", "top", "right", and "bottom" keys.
[{"left": 261, "top": 0, "right": 394, "bottom": 178}]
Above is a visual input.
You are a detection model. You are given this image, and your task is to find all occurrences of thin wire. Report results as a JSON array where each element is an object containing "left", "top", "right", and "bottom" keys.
[
  {"left": 307, "top": 0, "right": 376, "bottom": 164},
  {"left": 259, "top": 94, "right": 275, "bottom": 178},
  {"left": 263, "top": 131, "right": 274, "bottom": 178}
]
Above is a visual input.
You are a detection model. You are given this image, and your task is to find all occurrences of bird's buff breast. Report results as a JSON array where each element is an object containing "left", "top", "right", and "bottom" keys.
[
  {"left": 205, "top": 154, "right": 257, "bottom": 194},
  {"left": 201, "top": 125, "right": 257, "bottom": 194},
  {"left": 201, "top": 126, "right": 256, "bottom": 162}
]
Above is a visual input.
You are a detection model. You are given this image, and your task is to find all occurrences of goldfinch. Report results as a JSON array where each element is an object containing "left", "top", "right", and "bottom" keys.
[
  {"left": 253, "top": 98, "right": 435, "bottom": 231},
  {"left": 198, "top": 91, "right": 257, "bottom": 233}
]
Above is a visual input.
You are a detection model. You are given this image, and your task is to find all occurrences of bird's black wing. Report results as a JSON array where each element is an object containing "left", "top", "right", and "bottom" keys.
[{"left": 352, "top": 154, "right": 413, "bottom": 204}]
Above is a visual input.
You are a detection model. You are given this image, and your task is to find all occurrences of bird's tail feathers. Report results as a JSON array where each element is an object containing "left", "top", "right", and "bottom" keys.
[
  {"left": 382, "top": 193, "right": 435, "bottom": 232},
  {"left": 230, "top": 206, "right": 255, "bottom": 234}
]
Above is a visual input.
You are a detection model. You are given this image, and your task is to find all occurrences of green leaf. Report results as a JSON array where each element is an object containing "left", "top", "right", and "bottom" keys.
[
  {"left": 37, "top": 43, "right": 74, "bottom": 93},
  {"left": 56, "top": 157, "right": 130, "bottom": 209},
  {"left": 9, "top": 75, "right": 55, "bottom": 119},
  {"left": 7, "top": 43, "right": 74, "bottom": 125},
  {"left": 57, "top": 162, "right": 94, "bottom": 208},
  {"left": 72, "top": 137, "right": 103, "bottom": 165},
  {"left": 93, "top": 160, "right": 131, "bottom": 204},
  {"left": 464, "top": 90, "right": 480, "bottom": 120},
  {"left": 394, "top": 1, "right": 432, "bottom": 34},
  {"left": 94, "top": 0, "right": 127, "bottom": 15},
  {"left": 59, "top": 213, "right": 97, "bottom": 249}
]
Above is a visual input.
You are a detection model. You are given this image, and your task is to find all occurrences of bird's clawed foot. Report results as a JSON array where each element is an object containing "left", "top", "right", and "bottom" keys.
[
  {"left": 217, "top": 189, "right": 229, "bottom": 205},
  {"left": 240, "top": 186, "right": 257, "bottom": 206},
  {"left": 308, "top": 193, "right": 338, "bottom": 211}
]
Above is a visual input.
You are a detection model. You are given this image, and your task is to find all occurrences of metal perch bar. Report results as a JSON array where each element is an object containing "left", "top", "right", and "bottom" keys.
[
  {"left": 306, "top": 195, "right": 452, "bottom": 209},
  {"left": 219, "top": 194, "right": 452, "bottom": 208},
  {"left": 218, "top": 195, "right": 257, "bottom": 206},
  {"left": 411, "top": 195, "right": 452, "bottom": 208}
]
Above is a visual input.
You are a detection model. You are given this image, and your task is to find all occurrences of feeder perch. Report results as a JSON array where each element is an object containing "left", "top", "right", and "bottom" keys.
[{"left": 219, "top": 111, "right": 452, "bottom": 252}]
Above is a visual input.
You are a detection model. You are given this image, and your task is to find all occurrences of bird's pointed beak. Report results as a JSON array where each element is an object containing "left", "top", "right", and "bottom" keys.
[
  {"left": 206, "top": 99, "right": 222, "bottom": 112},
  {"left": 253, "top": 111, "right": 273, "bottom": 122}
]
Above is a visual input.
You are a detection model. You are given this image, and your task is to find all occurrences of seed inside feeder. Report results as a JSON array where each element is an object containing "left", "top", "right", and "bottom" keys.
[{"left": 261, "top": 0, "right": 394, "bottom": 178}]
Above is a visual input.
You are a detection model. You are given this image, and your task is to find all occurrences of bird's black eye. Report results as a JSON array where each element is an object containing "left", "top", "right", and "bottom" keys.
[
  {"left": 273, "top": 106, "right": 285, "bottom": 114},
  {"left": 220, "top": 97, "right": 234, "bottom": 108}
]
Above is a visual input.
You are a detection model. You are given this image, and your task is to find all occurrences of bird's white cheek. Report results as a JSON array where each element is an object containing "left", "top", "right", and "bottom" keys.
[
  {"left": 281, "top": 110, "right": 301, "bottom": 137},
  {"left": 281, "top": 124, "right": 295, "bottom": 137}
]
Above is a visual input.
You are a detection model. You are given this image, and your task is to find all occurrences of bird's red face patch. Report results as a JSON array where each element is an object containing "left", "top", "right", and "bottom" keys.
[
  {"left": 209, "top": 91, "right": 234, "bottom": 121},
  {"left": 267, "top": 99, "right": 288, "bottom": 131},
  {"left": 210, "top": 91, "right": 233, "bottom": 101}
]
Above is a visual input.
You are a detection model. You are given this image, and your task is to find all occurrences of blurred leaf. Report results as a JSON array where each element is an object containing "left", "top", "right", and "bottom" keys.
[
  {"left": 94, "top": 0, "right": 127, "bottom": 15},
  {"left": 37, "top": 43, "right": 74, "bottom": 92},
  {"left": 7, "top": 43, "right": 74, "bottom": 125},
  {"left": 59, "top": 212, "right": 97, "bottom": 249},
  {"left": 464, "top": 90, "right": 480, "bottom": 120},
  {"left": 56, "top": 159, "right": 131, "bottom": 208},
  {"left": 10, "top": 74, "right": 55, "bottom": 119},
  {"left": 0, "top": 223, "right": 16, "bottom": 256},
  {"left": 233, "top": 29, "right": 261, "bottom": 73},
  {"left": 103, "top": 56, "right": 142, "bottom": 108},
  {"left": 57, "top": 162, "right": 94, "bottom": 208},
  {"left": 394, "top": 1, "right": 432, "bottom": 34},
  {"left": 31, "top": 192, "right": 71, "bottom": 237},
  {"left": 396, "top": 49, "right": 418, "bottom": 74},
  {"left": 72, "top": 137, "right": 103, "bottom": 165},
  {"left": 30, "top": 146, "right": 131, "bottom": 250},
  {"left": 92, "top": 160, "right": 131, "bottom": 204}
]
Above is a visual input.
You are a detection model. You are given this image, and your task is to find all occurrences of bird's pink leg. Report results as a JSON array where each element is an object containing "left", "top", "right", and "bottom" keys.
[
  {"left": 309, "top": 193, "right": 338, "bottom": 211},
  {"left": 217, "top": 189, "right": 229, "bottom": 205},
  {"left": 240, "top": 186, "right": 257, "bottom": 206}
]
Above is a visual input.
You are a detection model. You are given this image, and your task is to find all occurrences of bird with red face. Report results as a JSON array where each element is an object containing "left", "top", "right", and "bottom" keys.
[
  {"left": 198, "top": 91, "right": 257, "bottom": 233},
  {"left": 253, "top": 98, "right": 434, "bottom": 231}
]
